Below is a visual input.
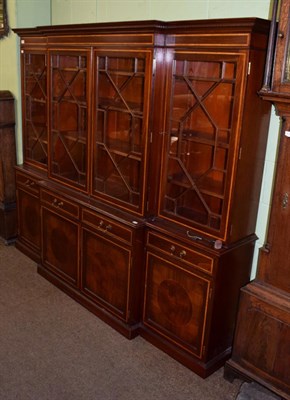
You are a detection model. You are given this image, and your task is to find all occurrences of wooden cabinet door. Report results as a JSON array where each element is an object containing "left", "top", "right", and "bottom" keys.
[
  {"left": 22, "top": 51, "right": 48, "bottom": 169},
  {"left": 91, "top": 50, "right": 152, "bottom": 216},
  {"left": 17, "top": 186, "right": 41, "bottom": 256},
  {"left": 143, "top": 251, "right": 211, "bottom": 359},
  {"left": 158, "top": 51, "right": 246, "bottom": 241},
  {"left": 42, "top": 207, "right": 79, "bottom": 287},
  {"left": 229, "top": 284, "right": 290, "bottom": 396},
  {"left": 81, "top": 227, "right": 131, "bottom": 321},
  {"left": 49, "top": 50, "right": 91, "bottom": 192}
]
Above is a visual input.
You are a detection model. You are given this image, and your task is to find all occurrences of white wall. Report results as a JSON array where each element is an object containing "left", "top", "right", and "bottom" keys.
[{"left": 51, "top": 0, "right": 273, "bottom": 22}]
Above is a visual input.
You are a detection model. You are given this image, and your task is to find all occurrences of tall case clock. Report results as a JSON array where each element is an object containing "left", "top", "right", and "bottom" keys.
[{"left": 225, "top": 1, "right": 290, "bottom": 398}]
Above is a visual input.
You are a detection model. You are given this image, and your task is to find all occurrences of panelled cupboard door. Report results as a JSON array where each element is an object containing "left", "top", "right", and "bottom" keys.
[
  {"left": 229, "top": 284, "right": 290, "bottom": 396},
  {"left": 143, "top": 251, "right": 211, "bottom": 359},
  {"left": 81, "top": 227, "right": 131, "bottom": 321},
  {"left": 158, "top": 51, "right": 246, "bottom": 241},
  {"left": 42, "top": 207, "right": 79, "bottom": 287},
  {"left": 91, "top": 50, "right": 153, "bottom": 216},
  {"left": 22, "top": 51, "right": 48, "bottom": 169},
  {"left": 48, "top": 50, "right": 91, "bottom": 192},
  {"left": 17, "top": 186, "right": 41, "bottom": 253}
]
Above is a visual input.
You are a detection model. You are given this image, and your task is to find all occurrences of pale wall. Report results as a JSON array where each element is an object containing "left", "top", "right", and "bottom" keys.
[
  {"left": 0, "top": 0, "right": 280, "bottom": 278},
  {"left": 51, "top": 0, "right": 273, "bottom": 22}
]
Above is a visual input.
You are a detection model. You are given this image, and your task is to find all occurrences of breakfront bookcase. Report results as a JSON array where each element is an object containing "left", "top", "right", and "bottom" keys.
[{"left": 14, "top": 18, "right": 271, "bottom": 377}]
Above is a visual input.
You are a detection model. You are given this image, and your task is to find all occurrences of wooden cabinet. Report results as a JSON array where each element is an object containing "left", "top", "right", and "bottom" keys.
[
  {"left": 142, "top": 227, "right": 256, "bottom": 377},
  {"left": 0, "top": 91, "right": 17, "bottom": 244},
  {"left": 14, "top": 18, "right": 271, "bottom": 377},
  {"left": 225, "top": 2, "right": 290, "bottom": 398}
]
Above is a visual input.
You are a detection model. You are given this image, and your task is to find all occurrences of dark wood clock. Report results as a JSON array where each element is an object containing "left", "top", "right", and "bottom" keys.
[{"left": 225, "top": 1, "right": 290, "bottom": 398}]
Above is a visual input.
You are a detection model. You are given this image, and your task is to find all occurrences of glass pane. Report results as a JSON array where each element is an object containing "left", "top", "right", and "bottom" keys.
[
  {"left": 50, "top": 53, "right": 88, "bottom": 188},
  {"left": 93, "top": 54, "right": 147, "bottom": 209},
  {"left": 284, "top": 38, "right": 290, "bottom": 81},
  {"left": 162, "top": 58, "right": 237, "bottom": 232},
  {"left": 24, "top": 53, "right": 48, "bottom": 166}
]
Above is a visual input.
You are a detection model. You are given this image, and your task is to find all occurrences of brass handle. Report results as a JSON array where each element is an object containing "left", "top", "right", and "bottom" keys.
[
  {"left": 98, "top": 221, "right": 112, "bottom": 233},
  {"left": 24, "top": 179, "right": 35, "bottom": 187},
  {"left": 179, "top": 250, "right": 186, "bottom": 258},
  {"left": 52, "top": 199, "right": 63, "bottom": 208},
  {"left": 170, "top": 245, "right": 176, "bottom": 254}
]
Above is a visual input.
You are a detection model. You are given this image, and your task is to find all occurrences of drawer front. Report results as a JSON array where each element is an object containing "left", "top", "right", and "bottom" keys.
[
  {"left": 82, "top": 208, "right": 132, "bottom": 245},
  {"left": 41, "top": 189, "right": 80, "bottom": 219},
  {"left": 147, "top": 231, "right": 214, "bottom": 275},
  {"left": 16, "top": 172, "right": 40, "bottom": 195}
]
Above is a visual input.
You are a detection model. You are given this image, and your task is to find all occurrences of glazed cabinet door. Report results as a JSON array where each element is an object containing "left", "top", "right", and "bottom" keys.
[
  {"left": 158, "top": 51, "right": 246, "bottom": 241},
  {"left": 92, "top": 50, "right": 152, "bottom": 216},
  {"left": 143, "top": 232, "right": 212, "bottom": 361},
  {"left": 41, "top": 190, "right": 80, "bottom": 287},
  {"left": 49, "top": 50, "right": 91, "bottom": 192},
  {"left": 22, "top": 51, "right": 48, "bottom": 169},
  {"left": 15, "top": 171, "right": 41, "bottom": 262}
]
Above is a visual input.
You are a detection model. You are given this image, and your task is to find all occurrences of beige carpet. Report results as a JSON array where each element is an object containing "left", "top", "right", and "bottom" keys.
[{"left": 0, "top": 240, "right": 243, "bottom": 400}]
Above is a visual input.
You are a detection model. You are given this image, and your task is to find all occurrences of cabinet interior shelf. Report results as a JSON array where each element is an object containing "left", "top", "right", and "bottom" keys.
[
  {"left": 171, "top": 131, "right": 230, "bottom": 149},
  {"left": 26, "top": 97, "right": 47, "bottom": 103},
  {"left": 98, "top": 98, "right": 144, "bottom": 115},
  {"left": 167, "top": 177, "right": 225, "bottom": 199},
  {"left": 52, "top": 98, "right": 87, "bottom": 106},
  {"left": 97, "top": 141, "right": 142, "bottom": 159}
]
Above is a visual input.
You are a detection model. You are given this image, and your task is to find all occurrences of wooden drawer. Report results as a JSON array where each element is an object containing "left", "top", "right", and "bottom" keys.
[
  {"left": 147, "top": 231, "right": 214, "bottom": 275},
  {"left": 16, "top": 172, "right": 40, "bottom": 195},
  {"left": 82, "top": 208, "right": 132, "bottom": 245},
  {"left": 41, "top": 189, "right": 80, "bottom": 219}
]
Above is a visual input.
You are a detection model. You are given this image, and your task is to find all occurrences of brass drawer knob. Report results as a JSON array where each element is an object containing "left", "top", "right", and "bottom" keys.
[
  {"left": 179, "top": 250, "right": 186, "bottom": 258},
  {"left": 170, "top": 245, "right": 176, "bottom": 254}
]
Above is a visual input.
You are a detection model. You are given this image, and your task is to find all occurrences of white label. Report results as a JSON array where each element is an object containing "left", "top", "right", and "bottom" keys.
[{"left": 285, "top": 130, "right": 290, "bottom": 137}]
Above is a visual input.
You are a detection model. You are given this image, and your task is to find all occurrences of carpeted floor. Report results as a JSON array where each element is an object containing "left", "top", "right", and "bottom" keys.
[{"left": 0, "top": 240, "right": 245, "bottom": 400}]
